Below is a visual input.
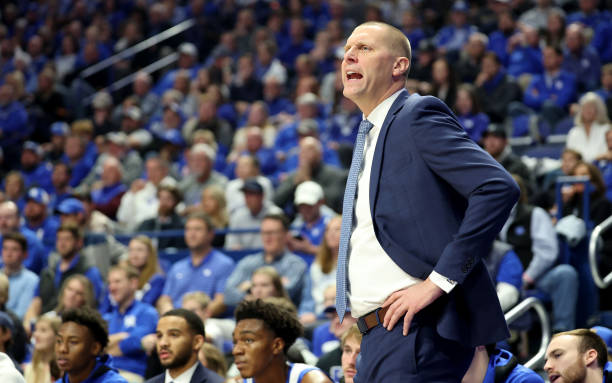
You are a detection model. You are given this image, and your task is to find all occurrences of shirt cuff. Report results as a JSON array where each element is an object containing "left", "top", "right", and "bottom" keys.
[{"left": 429, "top": 271, "right": 457, "bottom": 293}]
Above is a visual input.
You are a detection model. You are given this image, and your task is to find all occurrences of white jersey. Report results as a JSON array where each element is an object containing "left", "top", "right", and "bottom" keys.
[{"left": 243, "top": 363, "right": 318, "bottom": 383}]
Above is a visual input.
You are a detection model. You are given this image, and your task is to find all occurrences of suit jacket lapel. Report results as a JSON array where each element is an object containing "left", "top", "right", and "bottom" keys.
[
  {"left": 369, "top": 90, "right": 411, "bottom": 219},
  {"left": 190, "top": 363, "right": 204, "bottom": 383}
]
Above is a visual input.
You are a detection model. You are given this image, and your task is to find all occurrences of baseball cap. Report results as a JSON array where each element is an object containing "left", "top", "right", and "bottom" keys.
[
  {"left": 178, "top": 42, "right": 198, "bottom": 57},
  {"left": 297, "top": 119, "right": 319, "bottom": 136},
  {"left": 452, "top": 1, "right": 469, "bottom": 12},
  {"left": 26, "top": 187, "right": 50, "bottom": 205},
  {"left": 123, "top": 106, "right": 142, "bottom": 121},
  {"left": 106, "top": 131, "right": 128, "bottom": 146},
  {"left": 482, "top": 124, "right": 507, "bottom": 139},
  {"left": 57, "top": 198, "right": 85, "bottom": 215},
  {"left": 294, "top": 181, "right": 324, "bottom": 206},
  {"left": 23, "top": 141, "right": 43, "bottom": 157},
  {"left": 50, "top": 122, "right": 70, "bottom": 136},
  {"left": 241, "top": 178, "right": 264, "bottom": 194},
  {"left": 296, "top": 92, "right": 318, "bottom": 106}
]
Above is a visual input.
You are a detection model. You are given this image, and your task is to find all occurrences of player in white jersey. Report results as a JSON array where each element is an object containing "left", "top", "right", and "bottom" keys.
[{"left": 232, "top": 299, "right": 331, "bottom": 383}]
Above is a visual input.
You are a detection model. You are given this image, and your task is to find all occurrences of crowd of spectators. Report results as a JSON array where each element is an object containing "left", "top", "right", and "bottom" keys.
[{"left": 1, "top": 0, "right": 612, "bottom": 382}]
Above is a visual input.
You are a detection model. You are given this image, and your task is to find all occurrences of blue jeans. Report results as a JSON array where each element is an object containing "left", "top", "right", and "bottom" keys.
[{"left": 536, "top": 264, "right": 579, "bottom": 331}]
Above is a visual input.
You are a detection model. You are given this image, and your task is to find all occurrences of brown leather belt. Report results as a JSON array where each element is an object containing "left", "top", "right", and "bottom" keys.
[{"left": 357, "top": 307, "right": 388, "bottom": 334}]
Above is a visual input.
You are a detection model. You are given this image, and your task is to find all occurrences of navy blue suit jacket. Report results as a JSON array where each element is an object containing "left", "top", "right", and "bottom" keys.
[
  {"left": 144, "top": 362, "right": 224, "bottom": 383},
  {"left": 366, "top": 91, "right": 519, "bottom": 347}
]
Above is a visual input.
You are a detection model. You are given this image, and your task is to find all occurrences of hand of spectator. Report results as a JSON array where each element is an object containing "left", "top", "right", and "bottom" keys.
[
  {"left": 475, "top": 72, "right": 490, "bottom": 87},
  {"left": 141, "top": 333, "right": 157, "bottom": 355},
  {"left": 130, "top": 178, "right": 146, "bottom": 193},
  {"left": 522, "top": 273, "right": 535, "bottom": 289},
  {"left": 300, "top": 312, "right": 317, "bottom": 325},
  {"left": 287, "top": 236, "right": 317, "bottom": 255},
  {"left": 381, "top": 278, "right": 444, "bottom": 336},
  {"left": 595, "top": 151, "right": 612, "bottom": 161},
  {"left": 569, "top": 103, "right": 580, "bottom": 116},
  {"left": 238, "top": 280, "right": 253, "bottom": 293},
  {"left": 562, "top": 185, "right": 575, "bottom": 203}
]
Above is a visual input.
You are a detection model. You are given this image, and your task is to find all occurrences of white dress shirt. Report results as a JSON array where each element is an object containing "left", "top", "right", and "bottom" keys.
[
  {"left": 348, "top": 90, "right": 455, "bottom": 317},
  {"left": 164, "top": 360, "right": 199, "bottom": 383}
]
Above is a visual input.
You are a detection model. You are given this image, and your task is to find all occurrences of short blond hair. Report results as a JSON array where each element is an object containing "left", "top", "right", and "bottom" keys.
[{"left": 341, "top": 323, "right": 362, "bottom": 347}]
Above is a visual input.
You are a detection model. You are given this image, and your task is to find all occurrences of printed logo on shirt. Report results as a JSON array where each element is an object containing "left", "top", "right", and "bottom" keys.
[
  {"left": 176, "top": 272, "right": 184, "bottom": 280},
  {"left": 203, "top": 268, "right": 212, "bottom": 277},
  {"left": 514, "top": 226, "right": 526, "bottom": 236},
  {"left": 124, "top": 315, "right": 136, "bottom": 328}
]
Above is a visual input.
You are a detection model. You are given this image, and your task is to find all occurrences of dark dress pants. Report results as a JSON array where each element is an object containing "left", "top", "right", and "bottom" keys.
[{"left": 354, "top": 309, "right": 474, "bottom": 382}]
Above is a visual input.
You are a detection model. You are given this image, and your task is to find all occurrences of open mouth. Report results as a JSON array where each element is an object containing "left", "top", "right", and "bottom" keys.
[
  {"left": 346, "top": 71, "right": 363, "bottom": 80},
  {"left": 549, "top": 374, "right": 560, "bottom": 383}
]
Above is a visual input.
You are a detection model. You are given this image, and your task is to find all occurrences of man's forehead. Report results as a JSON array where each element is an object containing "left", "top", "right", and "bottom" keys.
[
  {"left": 548, "top": 335, "right": 579, "bottom": 353},
  {"left": 157, "top": 315, "right": 188, "bottom": 331}
]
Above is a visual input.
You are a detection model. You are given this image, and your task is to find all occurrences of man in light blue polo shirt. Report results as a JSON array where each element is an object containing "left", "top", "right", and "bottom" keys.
[
  {"left": 1, "top": 232, "right": 38, "bottom": 319},
  {"left": 157, "top": 213, "right": 235, "bottom": 317}
]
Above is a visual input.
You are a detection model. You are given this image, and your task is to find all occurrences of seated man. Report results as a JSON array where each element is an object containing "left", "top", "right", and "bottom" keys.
[
  {"left": 1, "top": 232, "right": 39, "bottom": 319},
  {"left": 312, "top": 304, "right": 357, "bottom": 358},
  {"left": 225, "top": 179, "right": 282, "bottom": 250},
  {"left": 146, "top": 308, "right": 224, "bottom": 383},
  {"left": 23, "top": 223, "right": 104, "bottom": 329},
  {"left": 340, "top": 324, "right": 362, "bottom": 383},
  {"left": 288, "top": 181, "right": 333, "bottom": 258},
  {"left": 55, "top": 307, "right": 128, "bottom": 383},
  {"left": 224, "top": 214, "right": 314, "bottom": 320},
  {"left": 500, "top": 175, "right": 578, "bottom": 332},
  {"left": 157, "top": 213, "right": 235, "bottom": 316},
  {"left": 544, "top": 329, "right": 610, "bottom": 383},
  {"left": 22, "top": 187, "right": 59, "bottom": 253},
  {"left": 462, "top": 345, "right": 543, "bottom": 383},
  {"left": 0, "top": 201, "right": 47, "bottom": 274},
  {"left": 104, "top": 265, "right": 158, "bottom": 382},
  {"left": 232, "top": 299, "right": 331, "bottom": 383}
]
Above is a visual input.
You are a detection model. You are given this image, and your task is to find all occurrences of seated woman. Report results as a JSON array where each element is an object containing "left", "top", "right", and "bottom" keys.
[
  {"left": 454, "top": 84, "right": 490, "bottom": 144},
  {"left": 310, "top": 216, "right": 341, "bottom": 317},
  {"left": 248, "top": 266, "right": 290, "bottom": 301},
  {"left": 566, "top": 92, "right": 610, "bottom": 162},
  {"left": 24, "top": 315, "right": 61, "bottom": 383},
  {"left": 200, "top": 185, "right": 229, "bottom": 248}
]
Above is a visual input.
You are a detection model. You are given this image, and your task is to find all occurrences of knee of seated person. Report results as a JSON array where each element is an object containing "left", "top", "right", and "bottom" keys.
[{"left": 552, "top": 264, "right": 578, "bottom": 281}]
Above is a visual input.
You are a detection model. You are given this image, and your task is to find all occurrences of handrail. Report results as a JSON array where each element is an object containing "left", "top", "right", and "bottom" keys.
[
  {"left": 80, "top": 18, "right": 195, "bottom": 79},
  {"left": 588, "top": 215, "right": 612, "bottom": 289},
  {"left": 505, "top": 297, "right": 551, "bottom": 370},
  {"left": 81, "top": 52, "right": 179, "bottom": 105}
]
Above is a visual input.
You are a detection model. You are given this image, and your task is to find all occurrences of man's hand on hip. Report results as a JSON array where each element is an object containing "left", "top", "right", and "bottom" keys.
[{"left": 381, "top": 278, "right": 445, "bottom": 336}]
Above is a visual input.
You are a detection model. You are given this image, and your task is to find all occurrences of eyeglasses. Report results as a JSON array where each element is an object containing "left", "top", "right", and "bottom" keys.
[{"left": 261, "top": 230, "right": 285, "bottom": 236}]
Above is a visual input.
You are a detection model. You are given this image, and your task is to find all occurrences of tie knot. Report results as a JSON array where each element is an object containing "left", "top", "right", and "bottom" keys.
[{"left": 359, "top": 119, "right": 374, "bottom": 135}]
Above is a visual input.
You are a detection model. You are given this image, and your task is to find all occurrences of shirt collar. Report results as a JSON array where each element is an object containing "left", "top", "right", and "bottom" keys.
[
  {"left": 364, "top": 89, "right": 405, "bottom": 128},
  {"left": 164, "top": 360, "right": 199, "bottom": 383}
]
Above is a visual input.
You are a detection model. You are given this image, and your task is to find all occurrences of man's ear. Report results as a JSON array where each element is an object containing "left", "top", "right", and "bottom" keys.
[
  {"left": 272, "top": 337, "right": 285, "bottom": 356},
  {"left": 91, "top": 340, "right": 102, "bottom": 356},
  {"left": 193, "top": 334, "right": 205, "bottom": 353},
  {"left": 393, "top": 57, "right": 410, "bottom": 78},
  {"left": 583, "top": 349, "right": 598, "bottom": 367}
]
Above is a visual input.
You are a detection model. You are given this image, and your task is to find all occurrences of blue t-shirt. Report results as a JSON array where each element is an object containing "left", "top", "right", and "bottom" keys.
[
  {"left": 103, "top": 300, "right": 158, "bottom": 376},
  {"left": 162, "top": 249, "right": 235, "bottom": 307},
  {"left": 56, "top": 354, "right": 127, "bottom": 383}
]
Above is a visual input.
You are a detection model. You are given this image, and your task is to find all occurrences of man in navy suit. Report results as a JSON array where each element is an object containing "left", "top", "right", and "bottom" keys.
[
  {"left": 145, "top": 309, "right": 224, "bottom": 383},
  {"left": 336, "top": 21, "right": 520, "bottom": 382}
]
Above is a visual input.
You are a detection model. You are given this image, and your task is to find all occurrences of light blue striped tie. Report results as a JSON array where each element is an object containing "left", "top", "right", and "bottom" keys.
[{"left": 336, "top": 119, "right": 374, "bottom": 322}]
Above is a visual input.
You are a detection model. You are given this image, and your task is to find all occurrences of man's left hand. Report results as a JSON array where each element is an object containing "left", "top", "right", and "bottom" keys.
[{"left": 381, "top": 278, "right": 444, "bottom": 336}]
